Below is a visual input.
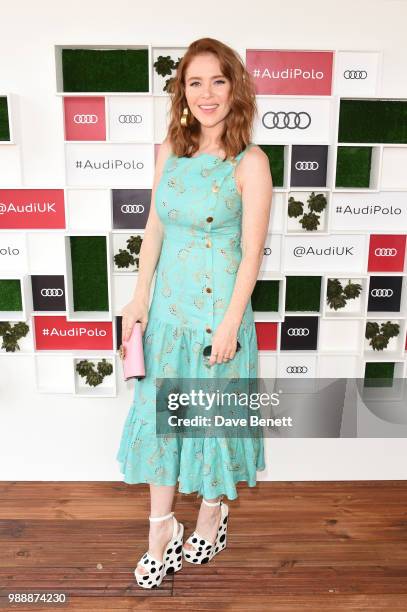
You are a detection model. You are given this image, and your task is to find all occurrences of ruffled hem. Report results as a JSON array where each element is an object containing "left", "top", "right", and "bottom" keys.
[{"left": 116, "top": 315, "right": 266, "bottom": 500}]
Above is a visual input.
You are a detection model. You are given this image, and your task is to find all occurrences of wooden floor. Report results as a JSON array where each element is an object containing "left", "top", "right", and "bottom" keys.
[{"left": 0, "top": 481, "right": 407, "bottom": 611}]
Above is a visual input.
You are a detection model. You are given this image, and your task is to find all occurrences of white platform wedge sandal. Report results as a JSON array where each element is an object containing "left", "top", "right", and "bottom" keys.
[
  {"left": 134, "top": 511, "right": 184, "bottom": 589},
  {"left": 182, "top": 498, "right": 229, "bottom": 564}
]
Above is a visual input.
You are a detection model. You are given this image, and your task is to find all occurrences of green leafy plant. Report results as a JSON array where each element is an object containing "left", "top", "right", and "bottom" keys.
[
  {"left": 153, "top": 54, "right": 183, "bottom": 93},
  {"left": 365, "top": 320, "right": 400, "bottom": 351},
  {"left": 75, "top": 358, "right": 113, "bottom": 387},
  {"left": 287, "top": 197, "right": 304, "bottom": 218},
  {"left": 326, "top": 278, "right": 362, "bottom": 311},
  {"left": 307, "top": 191, "right": 326, "bottom": 213},
  {"left": 299, "top": 211, "right": 320, "bottom": 230},
  {"left": 288, "top": 191, "right": 327, "bottom": 231},
  {"left": 0, "top": 321, "right": 29, "bottom": 352},
  {"left": 114, "top": 235, "right": 143, "bottom": 270}
]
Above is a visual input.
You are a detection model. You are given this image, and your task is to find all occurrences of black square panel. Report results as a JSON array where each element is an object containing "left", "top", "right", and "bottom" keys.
[
  {"left": 367, "top": 276, "right": 402, "bottom": 312},
  {"left": 112, "top": 189, "right": 151, "bottom": 229},
  {"left": 290, "top": 145, "right": 328, "bottom": 187},
  {"left": 280, "top": 315, "right": 319, "bottom": 351},
  {"left": 31, "top": 275, "right": 66, "bottom": 311},
  {"left": 116, "top": 315, "right": 123, "bottom": 346}
]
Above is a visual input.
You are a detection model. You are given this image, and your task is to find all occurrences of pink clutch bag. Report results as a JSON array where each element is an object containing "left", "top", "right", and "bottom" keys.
[{"left": 120, "top": 321, "right": 146, "bottom": 381}]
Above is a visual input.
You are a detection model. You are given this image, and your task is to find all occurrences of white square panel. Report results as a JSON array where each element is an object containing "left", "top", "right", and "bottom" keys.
[
  {"left": 317, "top": 354, "right": 360, "bottom": 377},
  {"left": 260, "top": 233, "right": 282, "bottom": 272},
  {"left": 277, "top": 353, "right": 318, "bottom": 378},
  {"left": 66, "top": 189, "right": 111, "bottom": 231},
  {"left": 334, "top": 51, "right": 381, "bottom": 96},
  {"left": 330, "top": 191, "right": 407, "bottom": 232},
  {"left": 319, "top": 319, "right": 363, "bottom": 352},
  {"left": 253, "top": 96, "right": 333, "bottom": 145},
  {"left": 283, "top": 234, "right": 368, "bottom": 273},
  {"left": 35, "top": 353, "right": 74, "bottom": 393},
  {"left": 0, "top": 232, "right": 27, "bottom": 274},
  {"left": 27, "top": 232, "right": 66, "bottom": 274},
  {"left": 65, "top": 143, "right": 154, "bottom": 187},
  {"left": 380, "top": 147, "right": 407, "bottom": 189},
  {"left": 107, "top": 96, "right": 154, "bottom": 142}
]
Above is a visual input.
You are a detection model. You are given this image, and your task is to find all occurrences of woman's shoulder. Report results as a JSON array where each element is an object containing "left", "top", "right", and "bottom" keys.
[
  {"left": 239, "top": 144, "right": 269, "bottom": 170},
  {"left": 160, "top": 137, "right": 174, "bottom": 159},
  {"left": 245, "top": 143, "right": 267, "bottom": 159}
]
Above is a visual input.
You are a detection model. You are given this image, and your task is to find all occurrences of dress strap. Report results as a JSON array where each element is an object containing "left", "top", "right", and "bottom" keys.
[{"left": 234, "top": 142, "right": 254, "bottom": 162}]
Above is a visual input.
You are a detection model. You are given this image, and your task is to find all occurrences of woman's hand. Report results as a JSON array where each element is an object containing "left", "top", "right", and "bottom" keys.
[
  {"left": 208, "top": 320, "right": 240, "bottom": 366},
  {"left": 121, "top": 296, "right": 149, "bottom": 341}
]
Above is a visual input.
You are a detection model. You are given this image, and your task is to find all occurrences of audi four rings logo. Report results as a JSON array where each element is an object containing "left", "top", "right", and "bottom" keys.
[
  {"left": 371, "top": 288, "right": 393, "bottom": 297},
  {"left": 120, "top": 204, "right": 145, "bottom": 213},
  {"left": 295, "top": 161, "right": 319, "bottom": 170},
  {"left": 73, "top": 114, "right": 98, "bottom": 124},
  {"left": 343, "top": 70, "right": 368, "bottom": 79},
  {"left": 264, "top": 247, "right": 271, "bottom": 255},
  {"left": 262, "top": 111, "right": 311, "bottom": 130},
  {"left": 118, "top": 114, "right": 143, "bottom": 124},
  {"left": 374, "top": 248, "right": 397, "bottom": 256},
  {"left": 286, "top": 366, "right": 308, "bottom": 374},
  {"left": 287, "top": 328, "right": 310, "bottom": 336},
  {"left": 40, "top": 288, "right": 64, "bottom": 297}
]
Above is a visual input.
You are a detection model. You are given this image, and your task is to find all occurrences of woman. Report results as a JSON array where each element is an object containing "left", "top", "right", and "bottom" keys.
[{"left": 117, "top": 37, "right": 273, "bottom": 588}]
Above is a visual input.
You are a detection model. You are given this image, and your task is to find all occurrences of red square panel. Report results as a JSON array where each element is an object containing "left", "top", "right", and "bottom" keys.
[
  {"left": 64, "top": 96, "right": 106, "bottom": 141},
  {"left": 368, "top": 235, "right": 406, "bottom": 272},
  {"left": 246, "top": 50, "right": 333, "bottom": 95},
  {"left": 0, "top": 189, "right": 65, "bottom": 229},
  {"left": 255, "top": 322, "right": 278, "bottom": 350},
  {"left": 33, "top": 315, "right": 113, "bottom": 350}
]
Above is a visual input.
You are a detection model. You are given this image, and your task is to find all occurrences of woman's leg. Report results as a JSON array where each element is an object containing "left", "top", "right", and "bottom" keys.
[
  {"left": 136, "top": 483, "right": 177, "bottom": 575},
  {"left": 183, "top": 495, "right": 222, "bottom": 550}
]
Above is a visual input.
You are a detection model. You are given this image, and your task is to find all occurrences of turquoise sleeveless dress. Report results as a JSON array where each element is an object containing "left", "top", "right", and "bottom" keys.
[{"left": 116, "top": 142, "right": 266, "bottom": 500}]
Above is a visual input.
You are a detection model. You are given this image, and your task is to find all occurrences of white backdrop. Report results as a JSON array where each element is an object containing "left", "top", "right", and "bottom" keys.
[{"left": 1, "top": 0, "right": 407, "bottom": 482}]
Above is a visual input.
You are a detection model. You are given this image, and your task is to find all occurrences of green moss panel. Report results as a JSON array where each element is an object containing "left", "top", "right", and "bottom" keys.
[
  {"left": 62, "top": 48, "right": 149, "bottom": 93},
  {"left": 364, "top": 362, "right": 395, "bottom": 387},
  {"left": 70, "top": 236, "right": 109, "bottom": 311},
  {"left": 259, "top": 145, "right": 284, "bottom": 187},
  {"left": 285, "top": 276, "right": 321, "bottom": 312},
  {"left": 251, "top": 280, "right": 280, "bottom": 311},
  {"left": 0, "top": 279, "right": 22, "bottom": 310},
  {"left": 336, "top": 146, "right": 372, "bottom": 188},
  {"left": 0, "top": 97, "right": 10, "bottom": 141},
  {"left": 339, "top": 100, "right": 407, "bottom": 144}
]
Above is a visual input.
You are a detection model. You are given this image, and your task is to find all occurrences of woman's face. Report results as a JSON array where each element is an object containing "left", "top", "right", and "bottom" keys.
[{"left": 184, "top": 53, "right": 232, "bottom": 128}]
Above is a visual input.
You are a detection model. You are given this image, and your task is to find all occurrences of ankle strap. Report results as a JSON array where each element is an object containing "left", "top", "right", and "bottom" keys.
[
  {"left": 202, "top": 498, "right": 221, "bottom": 507},
  {"left": 149, "top": 511, "right": 174, "bottom": 522}
]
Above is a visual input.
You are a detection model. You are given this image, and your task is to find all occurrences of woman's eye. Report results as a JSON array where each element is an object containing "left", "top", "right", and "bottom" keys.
[{"left": 190, "top": 80, "right": 226, "bottom": 86}]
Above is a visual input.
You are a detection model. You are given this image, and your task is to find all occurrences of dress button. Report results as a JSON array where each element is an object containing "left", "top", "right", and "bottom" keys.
[
  {"left": 206, "top": 216, "right": 213, "bottom": 222},
  {"left": 206, "top": 287, "right": 212, "bottom": 293},
  {"left": 206, "top": 241, "right": 212, "bottom": 248},
  {"left": 206, "top": 327, "right": 212, "bottom": 333}
]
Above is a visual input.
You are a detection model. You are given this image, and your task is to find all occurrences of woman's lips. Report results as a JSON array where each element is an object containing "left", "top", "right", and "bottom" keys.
[{"left": 198, "top": 105, "right": 219, "bottom": 114}]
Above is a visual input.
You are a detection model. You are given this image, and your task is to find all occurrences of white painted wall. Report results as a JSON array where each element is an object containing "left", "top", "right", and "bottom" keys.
[{"left": 1, "top": 0, "right": 407, "bottom": 482}]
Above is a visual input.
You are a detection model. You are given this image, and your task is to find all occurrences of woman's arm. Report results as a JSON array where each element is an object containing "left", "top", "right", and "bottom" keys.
[
  {"left": 131, "top": 138, "right": 172, "bottom": 304},
  {"left": 209, "top": 146, "right": 273, "bottom": 365},
  {"left": 223, "top": 146, "right": 273, "bottom": 327}
]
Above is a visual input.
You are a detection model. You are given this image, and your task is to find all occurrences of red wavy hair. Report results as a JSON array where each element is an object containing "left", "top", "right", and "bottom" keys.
[{"left": 166, "top": 37, "right": 257, "bottom": 161}]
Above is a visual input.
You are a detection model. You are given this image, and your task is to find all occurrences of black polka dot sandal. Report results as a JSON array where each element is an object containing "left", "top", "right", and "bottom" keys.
[
  {"left": 134, "top": 511, "right": 184, "bottom": 589},
  {"left": 182, "top": 498, "right": 229, "bottom": 564}
]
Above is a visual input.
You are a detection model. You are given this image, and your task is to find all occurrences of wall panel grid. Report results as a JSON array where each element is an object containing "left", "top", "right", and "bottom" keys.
[{"left": 0, "top": 46, "right": 406, "bottom": 395}]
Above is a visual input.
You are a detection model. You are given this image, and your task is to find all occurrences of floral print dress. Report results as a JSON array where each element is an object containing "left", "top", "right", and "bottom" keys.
[{"left": 116, "top": 142, "right": 266, "bottom": 500}]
